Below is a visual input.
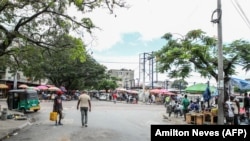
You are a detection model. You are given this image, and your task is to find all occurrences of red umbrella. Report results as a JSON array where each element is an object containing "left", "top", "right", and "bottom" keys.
[
  {"left": 162, "top": 91, "right": 176, "bottom": 96},
  {"left": 149, "top": 89, "right": 161, "bottom": 94},
  {"left": 150, "top": 88, "right": 176, "bottom": 95}
]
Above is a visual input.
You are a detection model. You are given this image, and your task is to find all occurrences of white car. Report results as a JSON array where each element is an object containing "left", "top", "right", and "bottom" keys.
[{"left": 99, "top": 94, "right": 107, "bottom": 101}]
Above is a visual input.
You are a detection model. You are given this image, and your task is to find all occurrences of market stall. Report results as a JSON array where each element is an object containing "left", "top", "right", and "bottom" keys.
[{"left": 186, "top": 108, "right": 218, "bottom": 125}]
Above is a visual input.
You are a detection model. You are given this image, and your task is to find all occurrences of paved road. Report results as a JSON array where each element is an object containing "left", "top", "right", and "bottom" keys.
[{"left": 3, "top": 100, "right": 185, "bottom": 141}]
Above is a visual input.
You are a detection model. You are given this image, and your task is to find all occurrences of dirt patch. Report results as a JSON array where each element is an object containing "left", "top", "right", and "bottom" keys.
[{"left": 162, "top": 114, "right": 187, "bottom": 125}]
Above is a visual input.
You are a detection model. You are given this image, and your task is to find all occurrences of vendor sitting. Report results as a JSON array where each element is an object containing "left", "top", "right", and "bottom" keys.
[{"left": 189, "top": 101, "right": 199, "bottom": 112}]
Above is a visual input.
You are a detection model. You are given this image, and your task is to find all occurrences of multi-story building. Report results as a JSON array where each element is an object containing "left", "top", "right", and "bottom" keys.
[
  {"left": 0, "top": 67, "right": 48, "bottom": 97},
  {"left": 107, "top": 69, "right": 134, "bottom": 89}
]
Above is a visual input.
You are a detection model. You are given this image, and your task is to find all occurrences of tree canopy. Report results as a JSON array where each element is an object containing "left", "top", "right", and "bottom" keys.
[
  {"left": 155, "top": 29, "right": 250, "bottom": 83},
  {"left": 155, "top": 29, "right": 250, "bottom": 125},
  {"left": 0, "top": 0, "right": 127, "bottom": 56},
  {"left": 0, "top": 0, "right": 128, "bottom": 90}
]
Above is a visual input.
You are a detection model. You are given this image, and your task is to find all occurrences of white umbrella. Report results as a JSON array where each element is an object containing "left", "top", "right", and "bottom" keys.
[
  {"left": 48, "top": 86, "right": 60, "bottom": 91},
  {"left": 18, "top": 84, "right": 29, "bottom": 89}
]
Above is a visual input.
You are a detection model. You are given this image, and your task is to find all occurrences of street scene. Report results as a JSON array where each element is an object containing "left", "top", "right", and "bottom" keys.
[
  {"left": 0, "top": 99, "right": 185, "bottom": 141},
  {"left": 0, "top": 1, "right": 250, "bottom": 141}
]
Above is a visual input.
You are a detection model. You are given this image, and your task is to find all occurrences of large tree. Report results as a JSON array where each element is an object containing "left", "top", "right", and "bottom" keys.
[
  {"left": 155, "top": 29, "right": 250, "bottom": 124},
  {"left": 0, "top": 0, "right": 127, "bottom": 56},
  {"left": 171, "top": 79, "right": 188, "bottom": 90},
  {"left": 0, "top": 34, "right": 107, "bottom": 90},
  {"left": 98, "top": 75, "right": 119, "bottom": 92}
]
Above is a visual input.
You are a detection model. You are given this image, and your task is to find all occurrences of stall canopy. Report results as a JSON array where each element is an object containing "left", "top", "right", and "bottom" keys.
[
  {"left": 149, "top": 89, "right": 176, "bottom": 95},
  {"left": 185, "top": 83, "right": 216, "bottom": 94},
  {"left": 231, "top": 77, "right": 250, "bottom": 90}
]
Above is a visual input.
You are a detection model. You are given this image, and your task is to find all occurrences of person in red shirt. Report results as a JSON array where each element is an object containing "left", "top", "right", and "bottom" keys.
[{"left": 112, "top": 92, "right": 118, "bottom": 104}]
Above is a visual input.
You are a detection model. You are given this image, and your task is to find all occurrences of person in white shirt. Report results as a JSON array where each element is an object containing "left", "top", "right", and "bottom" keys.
[
  {"left": 77, "top": 91, "right": 91, "bottom": 127},
  {"left": 151, "top": 94, "right": 155, "bottom": 103},
  {"left": 224, "top": 97, "right": 234, "bottom": 125},
  {"left": 230, "top": 96, "right": 240, "bottom": 125}
]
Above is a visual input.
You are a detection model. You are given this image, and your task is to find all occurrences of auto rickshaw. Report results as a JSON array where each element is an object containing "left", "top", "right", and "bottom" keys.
[{"left": 7, "top": 89, "right": 40, "bottom": 113}]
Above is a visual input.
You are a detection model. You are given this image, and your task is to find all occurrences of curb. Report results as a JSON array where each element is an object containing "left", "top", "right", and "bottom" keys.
[{"left": 0, "top": 120, "right": 31, "bottom": 141}]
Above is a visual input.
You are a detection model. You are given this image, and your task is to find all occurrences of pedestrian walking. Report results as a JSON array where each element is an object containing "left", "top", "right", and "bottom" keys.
[
  {"left": 243, "top": 92, "right": 250, "bottom": 123},
  {"left": 112, "top": 92, "right": 118, "bottom": 104},
  {"left": 77, "top": 91, "right": 91, "bottom": 127},
  {"left": 164, "top": 96, "right": 170, "bottom": 107},
  {"left": 148, "top": 94, "right": 152, "bottom": 104},
  {"left": 53, "top": 91, "right": 63, "bottom": 126},
  {"left": 167, "top": 98, "right": 175, "bottom": 117},
  {"left": 224, "top": 97, "right": 234, "bottom": 125},
  {"left": 230, "top": 96, "right": 240, "bottom": 125}
]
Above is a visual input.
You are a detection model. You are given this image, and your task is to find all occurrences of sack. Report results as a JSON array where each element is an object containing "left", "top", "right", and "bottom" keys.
[{"left": 50, "top": 112, "right": 57, "bottom": 121}]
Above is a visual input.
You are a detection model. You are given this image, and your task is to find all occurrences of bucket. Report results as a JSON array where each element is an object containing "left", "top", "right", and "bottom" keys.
[{"left": 50, "top": 112, "right": 57, "bottom": 121}]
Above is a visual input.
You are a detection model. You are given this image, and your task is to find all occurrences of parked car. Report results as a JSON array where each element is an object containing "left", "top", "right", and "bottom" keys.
[{"left": 99, "top": 94, "right": 107, "bottom": 101}]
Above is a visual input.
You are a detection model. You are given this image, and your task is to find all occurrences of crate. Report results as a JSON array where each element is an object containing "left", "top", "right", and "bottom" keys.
[
  {"left": 203, "top": 112, "right": 217, "bottom": 125},
  {"left": 186, "top": 113, "right": 191, "bottom": 124},
  {"left": 196, "top": 114, "right": 204, "bottom": 125}
]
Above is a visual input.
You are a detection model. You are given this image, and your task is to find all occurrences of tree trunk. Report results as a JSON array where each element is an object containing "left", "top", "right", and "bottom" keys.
[{"left": 217, "top": 79, "right": 230, "bottom": 125}]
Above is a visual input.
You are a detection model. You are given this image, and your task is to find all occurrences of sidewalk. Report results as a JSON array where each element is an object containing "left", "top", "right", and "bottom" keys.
[{"left": 0, "top": 99, "right": 31, "bottom": 141}]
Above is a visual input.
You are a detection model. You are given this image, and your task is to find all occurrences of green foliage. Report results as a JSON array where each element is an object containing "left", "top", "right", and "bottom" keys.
[
  {"left": 98, "top": 78, "right": 118, "bottom": 92},
  {"left": 1, "top": 34, "right": 106, "bottom": 90},
  {"left": 171, "top": 79, "right": 188, "bottom": 89},
  {"left": 155, "top": 29, "right": 250, "bottom": 83},
  {"left": 67, "top": 37, "right": 86, "bottom": 62},
  {"left": 0, "top": 0, "right": 128, "bottom": 56}
]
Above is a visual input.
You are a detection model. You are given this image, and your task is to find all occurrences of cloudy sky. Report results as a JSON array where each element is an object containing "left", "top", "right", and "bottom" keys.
[{"left": 70, "top": 0, "right": 250, "bottom": 86}]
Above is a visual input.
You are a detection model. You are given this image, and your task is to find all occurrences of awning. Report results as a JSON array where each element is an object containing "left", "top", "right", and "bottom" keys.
[{"left": 231, "top": 77, "right": 250, "bottom": 90}]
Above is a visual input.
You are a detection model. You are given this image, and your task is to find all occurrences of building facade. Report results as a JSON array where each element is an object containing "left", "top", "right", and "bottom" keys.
[
  {"left": 107, "top": 69, "right": 134, "bottom": 89},
  {"left": 0, "top": 67, "right": 48, "bottom": 97}
]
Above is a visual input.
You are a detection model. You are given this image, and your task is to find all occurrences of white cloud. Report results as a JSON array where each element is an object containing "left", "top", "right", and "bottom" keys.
[
  {"left": 69, "top": 0, "right": 250, "bottom": 81},
  {"left": 80, "top": 0, "right": 250, "bottom": 51}
]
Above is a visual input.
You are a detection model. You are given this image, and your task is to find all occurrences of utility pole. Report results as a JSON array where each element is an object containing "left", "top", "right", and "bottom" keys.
[
  {"left": 142, "top": 53, "right": 146, "bottom": 103},
  {"left": 150, "top": 52, "right": 154, "bottom": 89},
  {"left": 139, "top": 52, "right": 157, "bottom": 101},
  {"left": 212, "top": 0, "right": 224, "bottom": 125},
  {"left": 13, "top": 71, "right": 18, "bottom": 89}
]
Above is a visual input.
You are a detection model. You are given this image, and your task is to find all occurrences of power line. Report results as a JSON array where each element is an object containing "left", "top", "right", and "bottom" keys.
[
  {"left": 231, "top": 0, "right": 250, "bottom": 30},
  {"left": 98, "top": 61, "right": 138, "bottom": 64}
]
